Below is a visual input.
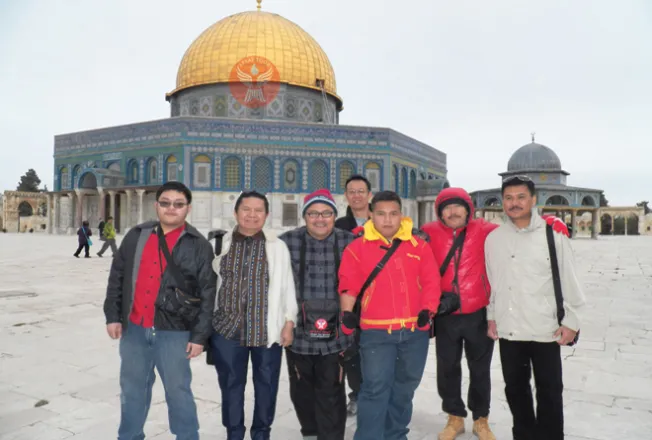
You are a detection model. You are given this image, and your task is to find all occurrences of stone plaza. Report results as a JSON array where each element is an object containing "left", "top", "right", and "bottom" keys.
[{"left": 1, "top": 233, "right": 652, "bottom": 440}]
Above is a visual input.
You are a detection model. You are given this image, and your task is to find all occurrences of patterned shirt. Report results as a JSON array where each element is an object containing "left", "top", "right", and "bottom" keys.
[
  {"left": 213, "top": 230, "right": 269, "bottom": 347},
  {"left": 279, "top": 227, "right": 355, "bottom": 355}
]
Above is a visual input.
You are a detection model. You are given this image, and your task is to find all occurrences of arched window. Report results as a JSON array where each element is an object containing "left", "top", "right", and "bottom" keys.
[
  {"left": 409, "top": 170, "right": 417, "bottom": 198},
  {"left": 193, "top": 154, "right": 212, "bottom": 188},
  {"left": 545, "top": 195, "right": 570, "bottom": 206},
  {"left": 252, "top": 157, "right": 272, "bottom": 192},
  {"left": 581, "top": 195, "right": 596, "bottom": 207},
  {"left": 338, "top": 161, "right": 355, "bottom": 192},
  {"left": 365, "top": 162, "right": 381, "bottom": 192},
  {"left": 282, "top": 160, "right": 300, "bottom": 192},
  {"left": 400, "top": 167, "right": 408, "bottom": 197},
  {"left": 223, "top": 156, "right": 242, "bottom": 190},
  {"left": 72, "top": 165, "right": 82, "bottom": 188},
  {"left": 485, "top": 197, "right": 501, "bottom": 207},
  {"left": 128, "top": 160, "right": 139, "bottom": 183},
  {"left": 393, "top": 165, "right": 399, "bottom": 192},
  {"left": 59, "top": 166, "right": 69, "bottom": 190},
  {"left": 147, "top": 158, "right": 158, "bottom": 184},
  {"left": 309, "top": 160, "right": 329, "bottom": 192},
  {"left": 166, "top": 155, "right": 178, "bottom": 182}
]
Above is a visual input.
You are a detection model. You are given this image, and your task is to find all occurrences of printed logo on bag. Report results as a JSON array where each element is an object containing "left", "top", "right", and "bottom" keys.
[{"left": 315, "top": 318, "right": 328, "bottom": 331}]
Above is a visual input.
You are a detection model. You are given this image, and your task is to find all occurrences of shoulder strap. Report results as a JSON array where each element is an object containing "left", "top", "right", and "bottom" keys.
[
  {"left": 299, "top": 232, "right": 340, "bottom": 298},
  {"left": 546, "top": 224, "right": 565, "bottom": 326},
  {"left": 353, "top": 239, "right": 402, "bottom": 314},
  {"left": 440, "top": 229, "right": 466, "bottom": 277},
  {"left": 158, "top": 226, "right": 187, "bottom": 290}
]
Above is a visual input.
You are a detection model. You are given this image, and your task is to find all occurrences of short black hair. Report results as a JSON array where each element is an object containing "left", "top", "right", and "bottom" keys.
[
  {"left": 156, "top": 181, "right": 192, "bottom": 204},
  {"left": 370, "top": 191, "right": 402, "bottom": 211},
  {"left": 502, "top": 175, "right": 535, "bottom": 196},
  {"left": 345, "top": 174, "right": 371, "bottom": 192},
  {"left": 235, "top": 191, "right": 269, "bottom": 213}
]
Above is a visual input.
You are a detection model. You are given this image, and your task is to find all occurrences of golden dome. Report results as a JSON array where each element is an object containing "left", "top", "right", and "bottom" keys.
[{"left": 168, "top": 9, "right": 341, "bottom": 107}]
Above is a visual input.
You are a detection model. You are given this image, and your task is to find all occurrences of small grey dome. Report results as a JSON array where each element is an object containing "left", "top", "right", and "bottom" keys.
[{"left": 507, "top": 142, "right": 562, "bottom": 172}]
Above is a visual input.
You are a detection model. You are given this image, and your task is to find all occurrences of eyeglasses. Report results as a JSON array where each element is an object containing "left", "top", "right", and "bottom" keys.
[
  {"left": 346, "top": 189, "right": 369, "bottom": 196},
  {"left": 306, "top": 211, "right": 335, "bottom": 219},
  {"left": 157, "top": 200, "right": 188, "bottom": 209},
  {"left": 502, "top": 175, "right": 532, "bottom": 183}
]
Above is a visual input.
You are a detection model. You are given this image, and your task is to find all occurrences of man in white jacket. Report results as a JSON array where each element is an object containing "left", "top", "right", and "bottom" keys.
[
  {"left": 209, "top": 191, "right": 298, "bottom": 440},
  {"left": 484, "top": 176, "right": 585, "bottom": 440}
]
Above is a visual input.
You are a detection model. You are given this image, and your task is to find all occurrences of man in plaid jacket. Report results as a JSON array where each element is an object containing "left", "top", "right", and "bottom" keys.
[{"left": 279, "top": 188, "right": 355, "bottom": 440}]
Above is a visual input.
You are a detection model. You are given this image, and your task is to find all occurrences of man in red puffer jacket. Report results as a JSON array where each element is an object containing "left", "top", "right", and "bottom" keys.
[{"left": 421, "top": 187, "right": 568, "bottom": 440}]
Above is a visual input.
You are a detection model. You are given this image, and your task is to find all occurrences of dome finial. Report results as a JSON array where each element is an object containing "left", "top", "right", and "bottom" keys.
[
  {"left": 531, "top": 131, "right": 536, "bottom": 143},
  {"left": 257, "top": 0, "right": 262, "bottom": 10}
]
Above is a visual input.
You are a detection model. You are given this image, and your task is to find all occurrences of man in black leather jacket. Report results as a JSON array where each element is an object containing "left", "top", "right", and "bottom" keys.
[{"left": 103, "top": 181, "right": 216, "bottom": 440}]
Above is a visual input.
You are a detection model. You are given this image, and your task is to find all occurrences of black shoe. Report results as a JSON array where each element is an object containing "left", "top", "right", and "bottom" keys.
[
  {"left": 84, "top": 255, "right": 91, "bottom": 258},
  {"left": 97, "top": 253, "right": 103, "bottom": 257},
  {"left": 73, "top": 254, "right": 79, "bottom": 258},
  {"left": 346, "top": 399, "right": 357, "bottom": 417}
]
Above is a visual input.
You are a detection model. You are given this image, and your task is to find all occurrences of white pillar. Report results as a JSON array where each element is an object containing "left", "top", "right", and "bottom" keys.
[
  {"left": 108, "top": 190, "right": 117, "bottom": 221},
  {"left": 97, "top": 187, "right": 106, "bottom": 221},
  {"left": 73, "top": 190, "right": 83, "bottom": 229},
  {"left": 46, "top": 194, "right": 53, "bottom": 234},
  {"left": 124, "top": 189, "right": 134, "bottom": 230},
  {"left": 53, "top": 194, "right": 60, "bottom": 234},
  {"left": 136, "top": 189, "right": 146, "bottom": 225}
]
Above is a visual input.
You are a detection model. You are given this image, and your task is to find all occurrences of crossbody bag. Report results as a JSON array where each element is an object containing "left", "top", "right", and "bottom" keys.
[
  {"left": 298, "top": 233, "right": 341, "bottom": 341},
  {"left": 157, "top": 226, "right": 202, "bottom": 323},
  {"left": 546, "top": 224, "right": 580, "bottom": 346}
]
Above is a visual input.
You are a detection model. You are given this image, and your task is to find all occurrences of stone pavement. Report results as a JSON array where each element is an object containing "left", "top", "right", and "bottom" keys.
[{"left": 1, "top": 233, "right": 652, "bottom": 439}]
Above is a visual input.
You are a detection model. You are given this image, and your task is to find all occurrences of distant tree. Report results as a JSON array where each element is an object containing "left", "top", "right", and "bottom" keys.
[
  {"left": 600, "top": 193, "right": 609, "bottom": 207},
  {"left": 636, "top": 201, "right": 651, "bottom": 214},
  {"left": 16, "top": 169, "right": 41, "bottom": 192}
]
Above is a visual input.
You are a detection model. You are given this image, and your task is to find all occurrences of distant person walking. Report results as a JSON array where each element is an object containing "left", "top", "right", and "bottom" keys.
[
  {"left": 98, "top": 219, "right": 106, "bottom": 240},
  {"left": 97, "top": 216, "right": 118, "bottom": 257},
  {"left": 74, "top": 221, "right": 92, "bottom": 258}
]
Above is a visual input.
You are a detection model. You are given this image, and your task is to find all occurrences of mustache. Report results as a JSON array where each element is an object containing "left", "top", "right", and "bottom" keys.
[{"left": 509, "top": 207, "right": 523, "bottom": 211}]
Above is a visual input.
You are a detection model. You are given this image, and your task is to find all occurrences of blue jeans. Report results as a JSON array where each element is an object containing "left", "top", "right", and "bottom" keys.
[
  {"left": 354, "top": 329, "right": 429, "bottom": 440},
  {"left": 118, "top": 323, "right": 199, "bottom": 440},
  {"left": 210, "top": 333, "right": 283, "bottom": 440}
]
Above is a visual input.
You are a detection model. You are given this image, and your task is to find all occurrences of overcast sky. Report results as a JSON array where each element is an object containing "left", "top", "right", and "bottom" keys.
[{"left": 1, "top": 0, "right": 650, "bottom": 205}]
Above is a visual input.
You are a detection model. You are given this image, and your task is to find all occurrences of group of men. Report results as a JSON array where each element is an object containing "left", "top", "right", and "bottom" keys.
[{"left": 103, "top": 174, "right": 585, "bottom": 440}]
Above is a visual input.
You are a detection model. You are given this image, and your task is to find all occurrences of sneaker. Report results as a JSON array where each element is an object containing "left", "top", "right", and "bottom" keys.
[
  {"left": 438, "top": 415, "right": 465, "bottom": 440},
  {"left": 346, "top": 399, "right": 357, "bottom": 417},
  {"left": 472, "top": 417, "right": 496, "bottom": 440}
]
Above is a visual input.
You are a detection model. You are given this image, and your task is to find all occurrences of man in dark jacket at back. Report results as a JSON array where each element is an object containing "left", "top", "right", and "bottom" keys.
[
  {"left": 334, "top": 174, "right": 372, "bottom": 417},
  {"left": 103, "top": 181, "right": 216, "bottom": 440}
]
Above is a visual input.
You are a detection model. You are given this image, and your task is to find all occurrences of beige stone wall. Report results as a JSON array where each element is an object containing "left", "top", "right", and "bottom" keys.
[{"left": 2, "top": 191, "right": 48, "bottom": 233}]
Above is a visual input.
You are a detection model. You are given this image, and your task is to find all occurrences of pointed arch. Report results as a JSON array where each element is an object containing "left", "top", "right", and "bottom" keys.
[
  {"left": 252, "top": 157, "right": 273, "bottom": 191},
  {"left": 309, "top": 159, "right": 329, "bottom": 192}
]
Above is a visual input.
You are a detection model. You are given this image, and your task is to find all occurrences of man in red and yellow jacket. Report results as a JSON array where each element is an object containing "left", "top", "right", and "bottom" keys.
[{"left": 338, "top": 190, "right": 441, "bottom": 440}]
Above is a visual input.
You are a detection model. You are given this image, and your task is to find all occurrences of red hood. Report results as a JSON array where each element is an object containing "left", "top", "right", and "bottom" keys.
[{"left": 434, "top": 187, "right": 476, "bottom": 221}]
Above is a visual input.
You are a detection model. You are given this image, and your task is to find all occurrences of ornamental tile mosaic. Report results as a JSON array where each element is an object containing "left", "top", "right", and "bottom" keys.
[{"left": 200, "top": 96, "right": 213, "bottom": 117}]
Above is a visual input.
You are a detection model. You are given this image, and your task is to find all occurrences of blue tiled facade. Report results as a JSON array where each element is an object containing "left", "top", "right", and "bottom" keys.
[{"left": 53, "top": 117, "right": 447, "bottom": 196}]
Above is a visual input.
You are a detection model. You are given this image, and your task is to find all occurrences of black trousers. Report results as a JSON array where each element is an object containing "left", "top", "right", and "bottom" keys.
[
  {"left": 499, "top": 339, "right": 564, "bottom": 440},
  {"left": 286, "top": 350, "right": 347, "bottom": 440},
  {"left": 74, "top": 243, "right": 90, "bottom": 257},
  {"left": 435, "top": 308, "right": 494, "bottom": 420},
  {"left": 343, "top": 353, "right": 362, "bottom": 400}
]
